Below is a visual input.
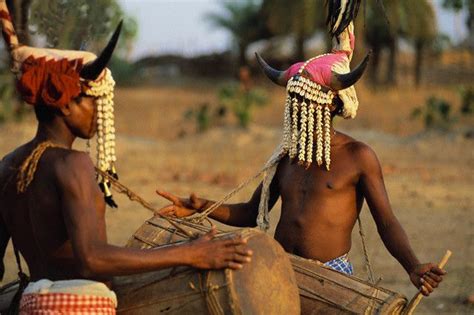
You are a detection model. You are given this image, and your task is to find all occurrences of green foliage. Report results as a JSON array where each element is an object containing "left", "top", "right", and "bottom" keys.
[
  {"left": 459, "top": 86, "right": 474, "bottom": 115},
  {"left": 411, "top": 96, "right": 453, "bottom": 130},
  {"left": 218, "top": 84, "right": 267, "bottom": 128},
  {"left": 108, "top": 56, "right": 138, "bottom": 86},
  {"left": 29, "top": 0, "right": 138, "bottom": 58},
  {"left": 184, "top": 103, "right": 226, "bottom": 133},
  {"left": 0, "top": 75, "right": 15, "bottom": 123},
  {"left": 207, "top": 0, "right": 268, "bottom": 65}
]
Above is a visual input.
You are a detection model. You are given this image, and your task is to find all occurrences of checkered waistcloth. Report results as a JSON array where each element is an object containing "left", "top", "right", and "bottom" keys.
[
  {"left": 19, "top": 293, "right": 116, "bottom": 315},
  {"left": 324, "top": 253, "right": 354, "bottom": 275}
]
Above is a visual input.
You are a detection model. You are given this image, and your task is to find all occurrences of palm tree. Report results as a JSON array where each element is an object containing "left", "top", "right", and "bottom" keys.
[
  {"left": 261, "top": 0, "right": 325, "bottom": 61},
  {"left": 207, "top": 0, "right": 269, "bottom": 67},
  {"left": 400, "top": 0, "right": 437, "bottom": 86},
  {"left": 29, "top": 0, "right": 138, "bottom": 58},
  {"left": 363, "top": 0, "right": 436, "bottom": 86}
]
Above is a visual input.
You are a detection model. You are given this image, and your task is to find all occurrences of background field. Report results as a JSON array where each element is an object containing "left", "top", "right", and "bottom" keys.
[{"left": 0, "top": 81, "right": 472, "bottom": 314}]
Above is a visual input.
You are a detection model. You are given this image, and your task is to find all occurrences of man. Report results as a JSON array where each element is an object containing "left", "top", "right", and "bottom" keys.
[
  {"left": 0, "top": 2, "right": 251, "bottom": 313},
  {"left": 157, "top": 0, "right": 445, "bottom": 297}
]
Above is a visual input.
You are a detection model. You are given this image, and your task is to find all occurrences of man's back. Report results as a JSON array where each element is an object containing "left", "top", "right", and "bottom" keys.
[{"left": 0, "top": 144, "right": 106, "bottom": 281}]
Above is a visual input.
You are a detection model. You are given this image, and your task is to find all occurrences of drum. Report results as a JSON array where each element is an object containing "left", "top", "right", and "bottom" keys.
[
  {"left": 125, "top": 215, "right": 409, "bottom": 315},
  {"left": 114, "top": 215, "right": 301, "bottom": 314},
  {"left": 290, "top": 254, "right": 407, "bottom": 314}
]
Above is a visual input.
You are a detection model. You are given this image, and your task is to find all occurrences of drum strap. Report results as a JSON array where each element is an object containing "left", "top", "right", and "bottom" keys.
[
  {"left": 357, "top": 216, "right": 375, "bottom": 284},
  {"left": 7, "top": 245, "right": 30, "bottom": 315}
]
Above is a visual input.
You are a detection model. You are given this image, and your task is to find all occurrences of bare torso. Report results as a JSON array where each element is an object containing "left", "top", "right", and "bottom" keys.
[
  {"left": 274, "top": 132, "right": 364, "bottom": 262},
  {"left": 0, "top": 143, "right": 107, "bottom": 282}
]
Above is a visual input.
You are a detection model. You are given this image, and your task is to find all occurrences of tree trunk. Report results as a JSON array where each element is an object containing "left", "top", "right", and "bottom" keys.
[
  {"left": 369, "top": 46, "right": 381, "bottom": 86},
  {"left": 385, "top": 37, "right": 397, "bottom": 85},
  {"left": 238, "top": 42, "right": 248, "bottom": 68},
  {"left": 294, "top": 31, "right": 305, "bottom": 62},
  {"left": 414, "top": 40, "right": 424, "bottom": 87},
  {"left": 6, "top": 0, "right": 31, "bottom": 119}
]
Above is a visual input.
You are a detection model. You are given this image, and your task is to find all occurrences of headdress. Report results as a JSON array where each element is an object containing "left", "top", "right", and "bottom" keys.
[
  {"left": 0, "top": 0, "right": 122, "bottom": 207},
  {"left": 256, "top": 0, "right": 369, "bottom": 170}
]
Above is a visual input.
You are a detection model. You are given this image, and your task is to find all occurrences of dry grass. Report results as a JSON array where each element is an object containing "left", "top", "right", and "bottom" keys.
[{"left": 0, "top": 82, "right": 473, "bottom": 314}]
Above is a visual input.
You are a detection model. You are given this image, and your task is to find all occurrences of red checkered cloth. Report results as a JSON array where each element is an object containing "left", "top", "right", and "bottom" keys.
[{"left": 19, "top": 293, "right": 116, "bottom": 315}]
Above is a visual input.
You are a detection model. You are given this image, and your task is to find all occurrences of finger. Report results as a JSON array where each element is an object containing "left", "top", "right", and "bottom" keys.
[
  {"left": 227, "top": 252, "right": 252, "bottom": 263},
  {"left": 420, "top": 278, "right": 434, "bottom": 293},
  {"left": 420, "top": 285, "right": 430, "bottom": 296},
  {"left": 190, "top": 193, "right": 200, "bottom": 208},
  {"left": 223, "top": 237, "right": 248, "bottom": 247},
  {"left": 204, "top": 228, "right": 217, "bottom": 239},
  {"left": 156, "top": 190, "right": 182, "bottom": 206},
  {"left": 158, "top": 205, "right": 175, "bottom": 214},
  {"left": 225, "top": 246, "right": 253, "bottom": 257},
  {"left": 431, "top": 266, "right": 446, "bottom": 275},
  {"left": 226, "top": 261, "right": 244, "bottom": 270},
  {"left": 422, "top": 274, "right": 438, "bottom": 288},
  {"left": 425, "top": 271, "right": 442, "bottom": 282}
]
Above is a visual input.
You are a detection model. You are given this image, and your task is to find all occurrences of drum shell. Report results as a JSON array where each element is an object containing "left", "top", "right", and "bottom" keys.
[
  {"left": 116, "top": 216, "right": 300, "bottom": 315},
  {"left": 290, "top": 254, "right": 407, "bottom": 314}
]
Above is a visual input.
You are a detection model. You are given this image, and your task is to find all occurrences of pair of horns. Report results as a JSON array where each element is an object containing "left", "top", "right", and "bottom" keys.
[
  {"left": 255, "top": 52, "right": 370, "bottom": 91},
  {"left": 80, "top": 21, "right": 123, "bottom": 81}
]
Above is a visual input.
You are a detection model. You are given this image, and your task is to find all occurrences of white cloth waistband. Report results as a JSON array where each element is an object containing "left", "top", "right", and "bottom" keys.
[{"left": 24, "top": 279, "right": 117, "bottom": 306}]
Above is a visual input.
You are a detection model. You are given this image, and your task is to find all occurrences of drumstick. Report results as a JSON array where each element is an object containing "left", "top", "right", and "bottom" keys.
[{"left": 404, "top": 250, "right": 452, "bottom": 315}]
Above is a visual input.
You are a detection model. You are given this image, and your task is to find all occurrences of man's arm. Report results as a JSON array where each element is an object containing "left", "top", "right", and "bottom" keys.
[
  {"left": 157, "top": 170, "right": 281, "bottom": 227},
  {"left": 356, "top": 143, "right": 445, "bottom": 296},
  {"left": 0, "top": 216, "right": 9, "bottom": 281},
  {"left": 55, "top": 151, "right": 252, "bottom": 278}
]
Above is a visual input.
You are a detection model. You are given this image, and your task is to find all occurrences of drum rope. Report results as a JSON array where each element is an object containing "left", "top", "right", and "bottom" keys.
[
  {"left": 95, "top": 167, "right": 197, "bottom": 239},
  {"left": 357, "top": 217, "right": 376, "bottom": 284},
  {"left": 191, "top": 162, "right": 278, "bottom": 223}
]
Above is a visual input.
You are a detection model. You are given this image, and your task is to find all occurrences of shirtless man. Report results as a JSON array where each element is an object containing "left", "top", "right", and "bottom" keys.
[
  {"left": 157, "top": 1, "right": 445, "bottom": 297},
  {"left": 0, "top": 3, "right": 251, "bottom": 313}
]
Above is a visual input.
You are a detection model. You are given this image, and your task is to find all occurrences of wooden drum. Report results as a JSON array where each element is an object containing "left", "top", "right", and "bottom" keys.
[
  {"left": 113, "top": 215, "right": 301, "bottom": 314},
  {"left": 290, "top": 254, "right": 408, "bottom": 314}
]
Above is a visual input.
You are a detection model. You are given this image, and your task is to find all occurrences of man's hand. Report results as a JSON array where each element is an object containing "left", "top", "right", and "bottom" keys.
[
  {"left": 409, "top": 263, "right": 446, "bottom": 296},
  {"left": 156, "top": 190, "right": 207, "bottom": 218},
  {"left": 187, "top": 228, "right": 253, "bottom": 270}
]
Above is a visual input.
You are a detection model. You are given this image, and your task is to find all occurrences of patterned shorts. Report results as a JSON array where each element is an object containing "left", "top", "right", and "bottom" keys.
[
  {"left": 20, "top": 293, "right": 116, "bottom": 315},
  {"left": 324, "top": 253, "right": 354, "bottom": 275}
]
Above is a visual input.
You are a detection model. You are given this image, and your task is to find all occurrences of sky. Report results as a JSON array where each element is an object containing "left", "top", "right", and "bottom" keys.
[{"left": 118, "top": 0, "right": 469, "bottom": 60}]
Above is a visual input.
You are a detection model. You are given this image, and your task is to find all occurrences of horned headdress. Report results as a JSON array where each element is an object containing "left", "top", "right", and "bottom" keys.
[
  {"left": 256, "top": 0, "right": 369, "bottom": 170},
  {"left": 0, "top": 0, "right": 122, "bottom": 207}
]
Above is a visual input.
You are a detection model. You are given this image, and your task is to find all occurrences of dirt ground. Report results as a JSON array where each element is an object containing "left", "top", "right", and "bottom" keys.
[{"left": 0, "top": 83, "right": 473, "bottom": 314}]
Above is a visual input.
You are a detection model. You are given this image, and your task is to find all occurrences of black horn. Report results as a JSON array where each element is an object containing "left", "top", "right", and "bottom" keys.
[
  {"left": 255, "top": 52, "right": 289, "bottom": 87},
  {"left": 330, "top": 51, "right": 371, "bottom": 90},
  {"left": 80, "top": 21, "right": 123, "bottom": 80}
]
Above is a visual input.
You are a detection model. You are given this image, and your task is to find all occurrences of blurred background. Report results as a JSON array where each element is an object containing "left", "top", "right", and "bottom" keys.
[{"left": 0, "top": 0, "right": 473, "bottom": 314}]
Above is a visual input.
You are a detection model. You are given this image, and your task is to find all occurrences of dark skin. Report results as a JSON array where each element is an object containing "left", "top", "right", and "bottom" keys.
[
  {"left": 0, "top": 95, "right": 252, "bottom": 284},
  {"left": 158, "top": 115, "right": 445, "bottom": 297}
]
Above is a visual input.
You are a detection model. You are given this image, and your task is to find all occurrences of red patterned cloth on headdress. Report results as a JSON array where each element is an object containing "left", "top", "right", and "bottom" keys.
[
  {"left": 16, "top": 56, "right": 83, "bottom": 108},
  {"left": 20, "top": 293, "right": 116, "bottom": 315}
]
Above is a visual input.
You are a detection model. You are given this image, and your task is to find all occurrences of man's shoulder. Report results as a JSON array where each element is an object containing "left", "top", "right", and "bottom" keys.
[
  {"left": 50, "top": 149, "right": 96, "bottom": 183},
  {"left": 338, "top": 135, "right": 379, "bottom": 167}
]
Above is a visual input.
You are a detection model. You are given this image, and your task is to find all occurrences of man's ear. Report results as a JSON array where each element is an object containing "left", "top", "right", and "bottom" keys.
[{"left": 59, "top": 101, "right": 74, "bottom": 116}]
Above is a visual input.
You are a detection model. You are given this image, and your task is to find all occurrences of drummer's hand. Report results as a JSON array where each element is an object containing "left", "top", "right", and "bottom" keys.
[
  {"left": 156, "top": 190, "right": 206, "bottom": 217},
  {"left": 188, "top": 228, "right": 253, "bottom": 270},
  {"left": 409, "top": 263, "right": 446, "bottom": 296}
]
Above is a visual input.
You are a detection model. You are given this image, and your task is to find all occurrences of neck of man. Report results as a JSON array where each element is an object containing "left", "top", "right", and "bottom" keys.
[{"left": 34, "top": 119, "right": 76, "bottom": 149}]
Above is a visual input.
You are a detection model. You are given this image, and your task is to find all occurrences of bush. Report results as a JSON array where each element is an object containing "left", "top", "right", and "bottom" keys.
[
  {"left": 411, "top": 96, "right": 452, "bottom": 130},
  {"left": 459, "top": 86, "right": 474, "bottom": 115},
  {"left": 218, "top": 84, "right": 267, "bottom": 128}
]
